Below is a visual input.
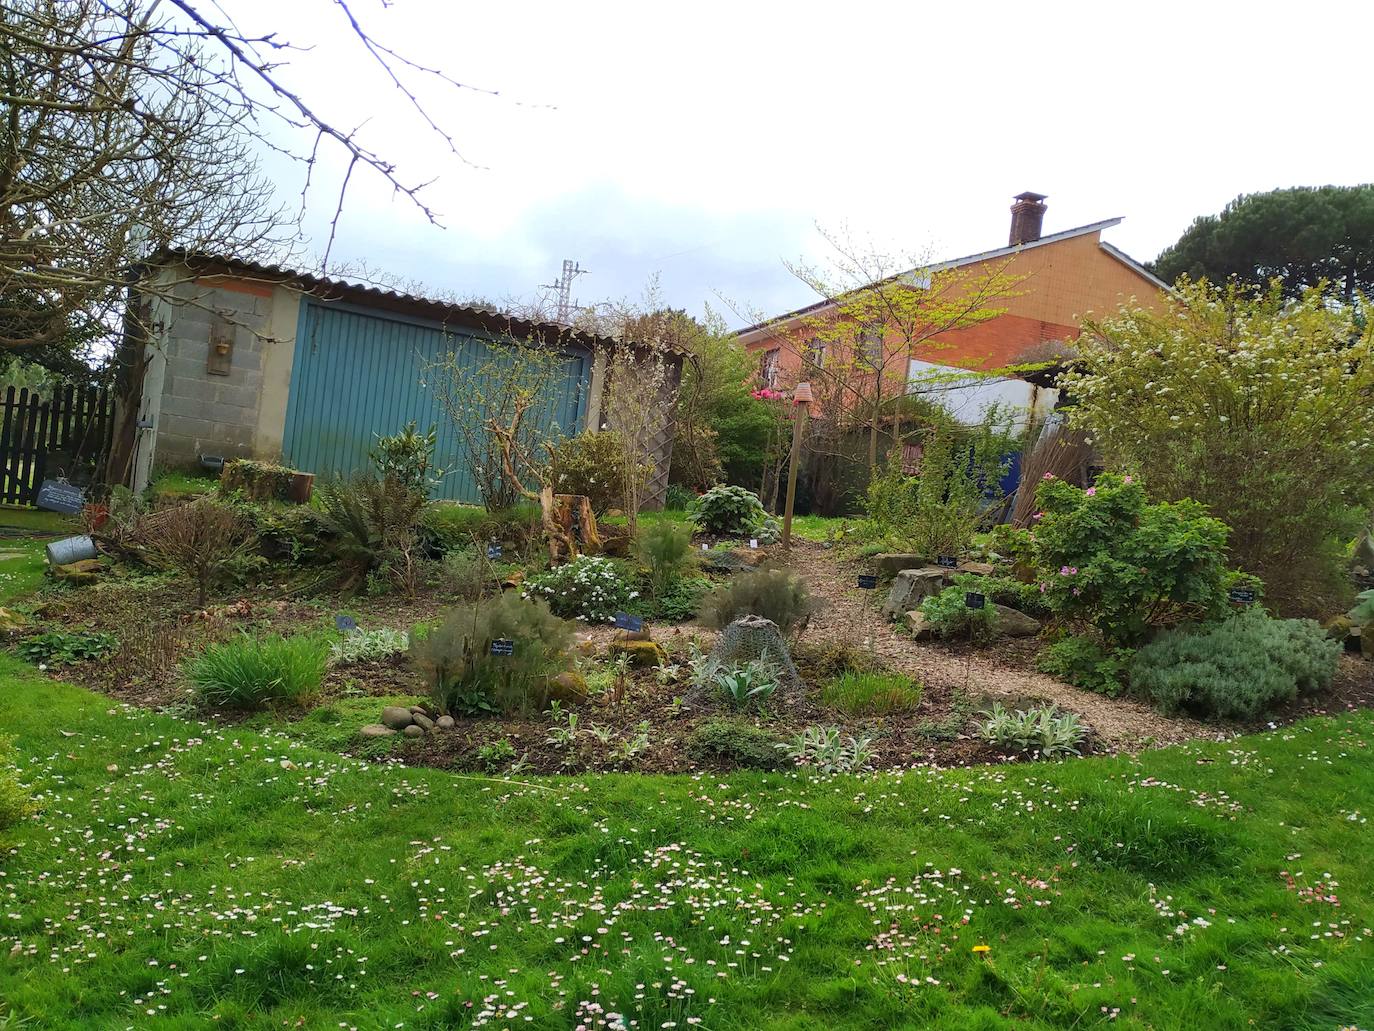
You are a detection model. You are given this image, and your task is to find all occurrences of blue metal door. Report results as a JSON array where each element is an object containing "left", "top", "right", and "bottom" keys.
[{"left": 281, "top": 301, "right": 589, "bottom": 502}]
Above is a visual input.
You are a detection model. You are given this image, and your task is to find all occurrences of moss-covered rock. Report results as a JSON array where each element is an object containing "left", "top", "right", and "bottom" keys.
[
  {"left": 607, "top": 639, "right": 667, "bottom": 668},
  {"left": 548, "top": 671, "right": 589, "bottom": 703}
]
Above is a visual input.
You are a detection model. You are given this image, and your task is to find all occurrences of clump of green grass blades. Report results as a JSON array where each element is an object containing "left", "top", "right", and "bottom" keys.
[
  {"left": 821, "top": 670, "right": 923, "bottom": 715},
  {"left": 185, "top": 633, "right": 327, "bottom": 709}
]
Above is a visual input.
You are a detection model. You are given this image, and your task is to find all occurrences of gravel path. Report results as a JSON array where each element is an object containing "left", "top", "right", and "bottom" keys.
[{"left": 784, "top": 543, "right": 1208, "bottom": 749}]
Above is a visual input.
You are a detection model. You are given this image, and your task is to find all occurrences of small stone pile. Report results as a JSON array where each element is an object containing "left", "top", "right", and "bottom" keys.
[{"left": 361, "top": 704, "right": 456, "bottom": 739}]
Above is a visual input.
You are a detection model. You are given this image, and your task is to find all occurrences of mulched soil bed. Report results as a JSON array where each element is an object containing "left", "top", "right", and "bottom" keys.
[{"left": 20, "top": 546, "right": 1374, "bottom": 775}]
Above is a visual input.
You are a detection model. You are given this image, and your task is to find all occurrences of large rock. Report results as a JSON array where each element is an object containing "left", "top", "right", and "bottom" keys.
[
  {"left": 548, "top": 671, "right": 589, "bottom": 703},
  {"left": 380, "top": 705, "right": 414, "bottom": 730},
  {"left": 436, "top": 715, "right": 455, "bottom": 730},
  {"left": 993, "top": 604, "right": 1042, "bottom": 638},
  {"left": 402, "top": 724, "right": 425, "bottom": 738},
  {"left": 956, "top": 561, "right": 995, "bottom": 577},
  {"left": 905, "top": 610, "right": 935, "bottom": 640},
  {"left": 359, "top": 723, "right": 396, "bottom": 739},
  {"left": 1355, "top": 531, "right": 1374, "bottom": 571},
  {"left": 412, "top": 712, "right": 435, "bottom": 733},
  {"left": 873, "top": 553, "right": 929, "bottom": 576},
  {"left": 607, "top": 639, "right": 667, "bottom": 668},
  {"left": 881, "top": 568, "right": 946, "bottom": 619}
]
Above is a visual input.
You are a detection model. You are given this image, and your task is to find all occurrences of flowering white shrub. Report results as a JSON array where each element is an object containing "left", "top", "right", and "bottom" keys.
[
  {"left": 524, "top": 555, "right": 635, "bottom": 623},
  {"left": 1062, "top": 279, "right": 1374, "bottom": 609}
]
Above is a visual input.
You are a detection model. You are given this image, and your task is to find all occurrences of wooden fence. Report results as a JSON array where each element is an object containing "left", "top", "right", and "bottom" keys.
[{"left": 0, "top": 384, "right": 116, "bottom": 506}]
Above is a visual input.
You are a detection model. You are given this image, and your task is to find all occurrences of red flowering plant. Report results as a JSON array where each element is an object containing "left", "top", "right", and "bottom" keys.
[{"left": 995, "top": 473, "right": 1255, "bottom": 646}]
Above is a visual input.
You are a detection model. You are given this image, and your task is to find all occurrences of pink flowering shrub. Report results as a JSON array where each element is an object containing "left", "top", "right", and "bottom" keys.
[{"left": 1000, "top": 473, "right": 1250, "bottom": 646}]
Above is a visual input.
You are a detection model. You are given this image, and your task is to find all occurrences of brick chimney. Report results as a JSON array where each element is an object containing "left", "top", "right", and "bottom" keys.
[{"left": 1009, "top": 191, "right": 1048, "bottom": 246}]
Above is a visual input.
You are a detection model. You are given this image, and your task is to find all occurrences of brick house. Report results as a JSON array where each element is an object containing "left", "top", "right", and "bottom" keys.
[{"left": 737, "top": 193, "right": 1168, "bottom": 430}]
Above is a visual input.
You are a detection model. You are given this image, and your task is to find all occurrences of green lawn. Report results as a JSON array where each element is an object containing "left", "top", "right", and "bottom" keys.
[{"left": 1, "top": 656, "right": 1371, "bottom": 1029}]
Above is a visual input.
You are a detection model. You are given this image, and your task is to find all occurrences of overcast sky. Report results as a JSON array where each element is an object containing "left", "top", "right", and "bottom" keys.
[{"left": 232, "top": 0, "right": 1373, "bottom": 326}]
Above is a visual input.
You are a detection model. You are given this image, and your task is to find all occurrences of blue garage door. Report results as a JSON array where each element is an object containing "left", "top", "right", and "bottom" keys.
[{"left": 281, "top": 301, "right": 589, "bottom": 502}]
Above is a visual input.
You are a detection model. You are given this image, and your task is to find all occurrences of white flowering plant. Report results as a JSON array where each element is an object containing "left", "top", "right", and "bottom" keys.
[
  {"left": 524, "top": 555, "right": 635, "bottom": 623},
  {"left": 1061, "top": 279, "right": 1374, "bottom": 609}
]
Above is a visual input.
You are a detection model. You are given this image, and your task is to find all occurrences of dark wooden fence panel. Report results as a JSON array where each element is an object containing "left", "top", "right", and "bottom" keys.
[{"left": 0, "top": 383, "right": 116, "bottom": 506}]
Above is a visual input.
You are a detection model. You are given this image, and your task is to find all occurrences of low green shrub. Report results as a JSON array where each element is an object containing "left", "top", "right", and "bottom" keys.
[
  {"left": 1035, "top": 636, "right": 1134, "bottom": 696},
  {"left": 0, "top": 735, "right": 33, "bottom": 835},
  {"left": 329, "top": 628, "right": 409, "bottom": 666},
  {"left": 15, "top": 630, "right": 117, "bottom": 666},
  {"left": 1001, "top": 473, "right": 1243, "bottom": 646},
  {"left": 691, "top": 485, "right": 769, "bottom": 537},
  {"left": 976, "top": 703, "right": 1086, "bottom": 758},
  {"left": 919, "top": 586, "right": 998, "bottom": 642},
  {"left": 409, "top": 592, "right": 573, "bottom": 715},
  {"left": 952, "top": 572, "right": 1052, "bottom": 619},
  {"left": 370, "top": 421, "right": 440, "bottom": 497},
  {"left": 638, "top": 519, "right": 693, "bottom": 600},
  {"left": 651, "top": 575, "right": 712, "bottom": 622},
  {"left": 685, "top": 718, "right": 786, "bottom": 770},
  {"left": 186, "top": 634, "right": 327, "bottom": 709},
  {"left": 548, "top": 431, "right": 642, "bottom": 516},
  {"left": 475, "top": 738, "right": 518, "bottom": 772},
  {"left": 821, "top": 671, "right": 923, "bottom": 716},
  {"left": 699, "top": 567, "right": 817, "bottom": 636},
  {"left": 1130, "top": 608, "right": 1340, "bottom": 719},
  {"left": 524, "top": 555, "right": 634, "bottom": 623}
]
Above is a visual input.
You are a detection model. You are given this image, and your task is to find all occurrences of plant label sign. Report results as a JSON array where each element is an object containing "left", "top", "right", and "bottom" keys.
[
  {"left": 486, "top": 543, "right": 503, "bottom": 560},
  {"left": 749, "top": 538, "right": 759, "bottom": 549},
  {"left": 614, "top": 611, "right": 644, "bottom": 632},
  {"left": 936, "top": 555, "right": 959, "bottom": 569},
  {"left": 334, "top": 614, "right": 357, "bottom": 632},
  {"left": 36, "top": 479, "right": 85, "bottom": 515},
  {"left": 856, "top": 574, "right": 879, "bottom": 589},
  {"left": 965, "top": 592, "right": 986, "bottom": 610},
  {"left": 701, "top": 543, "right": 710, "bottom": 551},
  {"left": 490, "top": 638, "right": 515, "bottom": 657},
  {"left": 1229, "top": 587, "right": 1257, "bottom": 604}
]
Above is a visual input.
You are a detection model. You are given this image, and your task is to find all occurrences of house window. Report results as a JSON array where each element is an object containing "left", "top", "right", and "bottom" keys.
[
  {"left": 857, "top": 329, "right": 883, "bottom": 370},
  {"left": 804, "top": 337, "right": 826, "bottom": 369},
  {"left": 760, "top": 348, "right": 780, "bottom": 388}
]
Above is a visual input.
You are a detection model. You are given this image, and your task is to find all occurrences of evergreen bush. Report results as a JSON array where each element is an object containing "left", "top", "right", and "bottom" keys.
[{"left": 1130, "top": 608, "right": 1340, "bottom": 720}]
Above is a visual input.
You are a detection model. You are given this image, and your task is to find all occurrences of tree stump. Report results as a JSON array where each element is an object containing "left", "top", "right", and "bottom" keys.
[{"left": 546, "top": 493, "right": 602, "bottom": 564}]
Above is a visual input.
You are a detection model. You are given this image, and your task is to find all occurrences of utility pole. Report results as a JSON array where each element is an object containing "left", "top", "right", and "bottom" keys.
[{"left": 540, "top": 259, "right": 588, "bottom": 325}]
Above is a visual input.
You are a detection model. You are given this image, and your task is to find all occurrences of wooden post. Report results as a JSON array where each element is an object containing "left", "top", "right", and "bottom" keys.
[{"left": 780, "top": 382, "right": 812, "bottom": 549}]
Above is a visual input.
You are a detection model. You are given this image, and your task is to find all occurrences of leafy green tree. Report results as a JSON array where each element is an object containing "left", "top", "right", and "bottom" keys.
[
  {"left": 1151, "top": 185, "right": 1374, "bottom": 302},
  {"left": 1061, "top": 280, "right": 1374, "bottom": 613}
]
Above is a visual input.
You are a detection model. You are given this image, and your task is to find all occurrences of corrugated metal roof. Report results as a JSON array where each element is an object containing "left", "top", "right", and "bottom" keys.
[{"left": 152, "top": 248, "right": 685, "bottom": 357}]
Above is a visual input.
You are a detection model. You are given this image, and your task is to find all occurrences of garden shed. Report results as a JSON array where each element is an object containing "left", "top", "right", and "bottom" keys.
[{"left": 120, "top": 253, "right": 683, "bottom": 505}]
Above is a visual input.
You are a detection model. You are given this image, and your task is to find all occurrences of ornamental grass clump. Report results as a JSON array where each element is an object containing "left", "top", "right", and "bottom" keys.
[
  {"left": 524, "top": 555, "right": 633, "bottom": 623},
  {"left": 409, "top": 592, "right": 572, "bottom": 715},
  {"left": 1130, "top": 607, "right": 1339, "bottom": 720},
  {"left": 186, "top": 634, "right": 327, "bottom": 710},
  {"left": 699, "top": 567, "right": 817, "bottom": 637}
]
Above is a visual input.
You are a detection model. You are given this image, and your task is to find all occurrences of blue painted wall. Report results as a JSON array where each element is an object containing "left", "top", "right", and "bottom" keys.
[{"left": 281, "top": 301, "right": 589, "bottom": 503}]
